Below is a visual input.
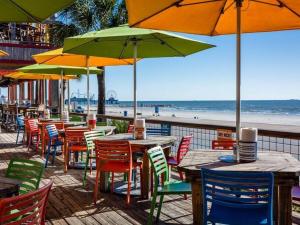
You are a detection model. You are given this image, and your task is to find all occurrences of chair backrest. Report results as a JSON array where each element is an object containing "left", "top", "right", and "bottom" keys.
[
  {"left": 147, "top": 146, "right": 169, "bottom": 186},
  {"left": 16, "top": 116, "right": 24, "bottom": 127},
  {"left": 26, "top": 119, "right": 38, "bottom": 131},
  {"left": 212, "top": 140, "right": 236, "bottom": 150},
  {"left": 146, "top": 127, "right": 170, "bottom": 136},
  {"left": 84, "top": 130, "right": 105, "bottom": 152},
  {"left": 0, "top": 180, "right": 53, "bottom": 225},
  {"left": 46, "top": 124, "right": 59, "bottom": 139},
  {"left": 201, "top": 168, "right": 273, "bottom": 221},
  {"left": 65, "top": 128, "right": 90, "bottom": 144},
  {"left": 94, "top": 140, "right": 132, "bottom": 164},
  {"left": 5, "top": 159, "right": 44, "bottom": 195},
  {"left": 177, "top": 136, "right": 192, "bottom": 163},
  {"left": 127, "top": 124, "right": 135, "bottom": 133}
]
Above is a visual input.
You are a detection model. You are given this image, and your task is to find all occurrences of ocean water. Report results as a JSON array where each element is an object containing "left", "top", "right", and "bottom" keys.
[{"left": 116, "top": 100, "right": 300, "bottom": 116}]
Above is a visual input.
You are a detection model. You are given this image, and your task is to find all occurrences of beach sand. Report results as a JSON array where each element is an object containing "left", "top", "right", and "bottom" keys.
[{"left": 96, "top": 105, "right": 300, "bottom": 126}]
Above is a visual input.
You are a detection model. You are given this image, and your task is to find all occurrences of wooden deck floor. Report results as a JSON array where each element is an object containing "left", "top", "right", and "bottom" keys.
[
  {"left": 1, "top": 131, "right": 300, "bottom": 225},
  {"left": 0, "top": 132, "right": 194, "bottom": 225}
]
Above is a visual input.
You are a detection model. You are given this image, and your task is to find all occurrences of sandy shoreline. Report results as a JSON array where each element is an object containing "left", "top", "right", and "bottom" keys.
[{"left": 83, "top": 105, "right": 300, "bottom": 126}]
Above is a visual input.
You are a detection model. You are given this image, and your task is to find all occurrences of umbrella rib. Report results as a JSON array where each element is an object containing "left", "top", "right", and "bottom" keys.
[
  {"left": 7, "top": 0, "right": 41, "bottom": 22},
  {"left": 252, "top": 0, "right": 300, "bottom": 17},
  {"left": 130, "top": 0, "right": 183, "bottom": 27},
  {"left": 276, "top": 0, "right": 300, "bottom": 18},
  {"left": 210, "top": 0, "right": 230, "bottom": 36},
  {"left": 119, "top": 36, "right": 130, "bottom": 59},
  {"left": 151, "top": 34, "right": 186, "bottom": 57}
]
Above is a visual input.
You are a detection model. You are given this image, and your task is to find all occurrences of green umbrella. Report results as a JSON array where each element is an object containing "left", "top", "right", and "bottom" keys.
[
  {"left": 63, "top": 25, "right": 215, "bottom": 121},
  {"left": 18, "top": 64, "right": 101, "bottom": 117},
  {"left": 0, "top": 0, "right": 74, "bottom": 22}
]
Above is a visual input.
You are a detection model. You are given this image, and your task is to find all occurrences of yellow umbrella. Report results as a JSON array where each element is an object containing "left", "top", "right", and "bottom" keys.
[
  {"left": 5, "top": 72, "right": 78, "bottom": 107},
  {"left": 0, "top": 50, "right": 8, "bottom": 57},
  {"left": 5, "top": 72, "right": 78, "bottom": 80},
  {"left": 33, "top": 48, "right": 137, "bottom": 67},
  {"left": 33, "top": 48, "right": 137, "bottom": 113},
  {"left": 126, "top": 0, "right": 300, "bottom": 146}
]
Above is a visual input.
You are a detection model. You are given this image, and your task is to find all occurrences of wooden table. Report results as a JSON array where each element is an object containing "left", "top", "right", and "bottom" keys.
[
  {"left": 0, "top": 177, "right": 22, "bottom": 198},
  {"left": 63, "top": 126, "right": 116, "bottom": 173},
  {"left": 95, "top": 133, "right": 177, "bottom": 199},
  {"left": 178, "top": 150, "right": 300, "bottom": 225},
  {"left": 38, "top": 121, "right": 86, "bottom": 157}
]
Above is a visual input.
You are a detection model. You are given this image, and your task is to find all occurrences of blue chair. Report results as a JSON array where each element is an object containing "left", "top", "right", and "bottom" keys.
[
  {"left": 146, "top": 127, "right": 171, "bottom": 136},
  {"left": 16, "top": 116, "right": 25, "bottom": 144},
  {"left": 201, "top": 168, "right": 274, "bottom": 225},
  {"left": 45, "top": 124, "right": 63, "bottom": 168}
]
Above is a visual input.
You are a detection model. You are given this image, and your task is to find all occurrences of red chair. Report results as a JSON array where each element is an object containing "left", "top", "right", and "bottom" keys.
[
  {"left": 212, "top": 140, "right": 236, "bottom": 150},
  {"left": 93, "top": 140, "right": 142, "bottom": 204},
  {"left": 26, "top": 119, "right": 40, "bottom": 152},
  {"left": 166, "top": 136, "right": 192, "bottom": 199},
  {"left": 0, "top": 180, "right": 53, "bottom": 225},
  {"left": 65, "top": 128, "right": 90, "bottom": 172},
  {"left": 127, "top": 124, "right": 134, "bottom": 133}
]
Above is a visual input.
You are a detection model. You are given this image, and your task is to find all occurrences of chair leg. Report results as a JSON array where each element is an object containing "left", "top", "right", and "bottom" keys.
[
  {"left": 179, "top": 171, "right": 187, "bottom": 200},
  {"left": 27, "top": 134, "right": 32, "bottom": 151},
  {"left": 83, "top": 152, "right": 89, "bottom": 187},
  {"left": 156, "top": 194, "right": 164, "bottom": 223},
  {"left": 150, "top": 167, "right": 153, "bottom": 195},
  {"left": 45, "top": 145, "right": 51, "bottom": 168},
  {"left": 52, "top": 145, "right": 57, "bottom": 165},
  {"left": 16, "top": 129, "right": 19, "bottom": 144},
  {"left": 147, "top": 192, "right": 157, "bottom": 225},
  {"left": 110, "top": 172, "right": 114, "bottom": 193},
  {"left": 94, "top": 167, "right": 100, "bottom": 204},
  {"left": 36, "top": 133, "right": 40, "bottom": 152},
  {"left": 127, "top": 170, "right": 132, "bottom": 204}
]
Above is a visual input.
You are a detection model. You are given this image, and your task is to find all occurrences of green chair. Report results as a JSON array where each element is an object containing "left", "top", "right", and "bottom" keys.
[
  {"left": 5, "top": 159, "right": 44, "bottom": 195},
  {"left": 83, "top": 130, "right": 105, "bottom": 186},
  {"left": 147, "top": 146, "right": 191, "bottom": 225}
]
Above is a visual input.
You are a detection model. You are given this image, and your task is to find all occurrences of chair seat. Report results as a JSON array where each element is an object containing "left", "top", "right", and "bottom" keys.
[
  {"left": 69, "top": 145, "right": 87, "bottom": 151},
  {"left": 157, "top": 181, "right": 191, "bottom": 195},
  {"left": 167, "top": 156, "right": 178, "bottom": 166},
  {"left": 208, "top": 203, "right": 269, "bottom": 225},
  {"left": 50, "top": 140, "right": 64, "bottom": 146},
  {"left": 100, "top": 161, "right": 141, "bottom": 173}
]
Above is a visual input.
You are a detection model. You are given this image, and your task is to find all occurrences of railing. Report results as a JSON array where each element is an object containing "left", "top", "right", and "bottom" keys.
[{"left": 70, "top": 112, "right": 300, "bottom": 160}]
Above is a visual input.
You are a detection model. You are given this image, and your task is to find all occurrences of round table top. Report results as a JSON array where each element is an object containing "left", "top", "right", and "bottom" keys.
[
  {"left": 0, "top": 177, "right": 22, "bottom": 198},
  {"left": 95, "top": 133, "right": 177, "bottom": 148}
]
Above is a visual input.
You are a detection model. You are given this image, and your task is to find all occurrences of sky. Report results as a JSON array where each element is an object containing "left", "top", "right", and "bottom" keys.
[
  {"left": 3, "top": 29, "right": 300, "bottom": 101},
  {"left": 68, "top": 29, "right": 300, "bottom": 101}
]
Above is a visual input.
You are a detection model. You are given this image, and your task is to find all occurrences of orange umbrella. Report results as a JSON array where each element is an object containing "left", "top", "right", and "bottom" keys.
[{"left": 126, "top": 0, "right": 300, "bottom": 146}]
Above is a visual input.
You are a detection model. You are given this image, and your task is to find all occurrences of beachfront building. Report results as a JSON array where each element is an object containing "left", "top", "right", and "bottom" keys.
[{"left": 0, "top": 22, "right": 60, "bottom": 109}]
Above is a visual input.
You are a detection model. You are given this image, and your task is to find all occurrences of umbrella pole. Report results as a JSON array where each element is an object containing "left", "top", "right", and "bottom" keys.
[
  {"left": 86, "top": 56, "right": 90, "bottom": 114},
  {"left": 60, "top": 69, "right": 64, "bottom": 119},
  {"left": 236, "top": 0, "right": 242, "bottom": 158},
  {"left": 133, "top": 42, "right": 138, "bottom": 124},
  {"left": 67, "top": 80, "right": 70, "bottom": 113}
]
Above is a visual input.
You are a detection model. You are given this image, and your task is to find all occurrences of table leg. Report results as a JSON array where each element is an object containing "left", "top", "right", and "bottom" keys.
[
  {"left": 100, "top": 172, "right": 110, "bottom": 192},
  {"left": 64, "top": 141, "right": 68, "bottom": 173},
  {"left": 278, "top": 183, "right": 293, "bottom": 225},
  {"left": 141, "top": 152, "right": 150, "bottom": 199},
  {"left": 191, "top": 179, "right": 203, "bottom": 225}
]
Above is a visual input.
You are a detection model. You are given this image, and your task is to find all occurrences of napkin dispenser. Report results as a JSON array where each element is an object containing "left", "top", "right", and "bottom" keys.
[{"left": 134, "top": 119, "right": 146, "bottom": 140}]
